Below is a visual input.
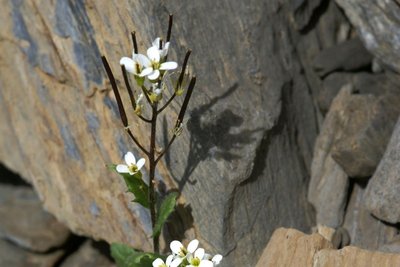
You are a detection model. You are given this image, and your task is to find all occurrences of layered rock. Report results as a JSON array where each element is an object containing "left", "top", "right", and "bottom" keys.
[{"left": 0, "top": 0, "right": 331, "bottom": 266}]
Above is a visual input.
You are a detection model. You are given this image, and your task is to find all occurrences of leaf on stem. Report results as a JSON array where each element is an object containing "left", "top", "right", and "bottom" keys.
[
  {"left": 109, "top": 165, "right": 150, "bottom": 209},
  {"left": 152, "top": 192, "right": 179, "bottom": 238},
  {"left": 111, "top": 243, "right": 164, "bottom": 267}
]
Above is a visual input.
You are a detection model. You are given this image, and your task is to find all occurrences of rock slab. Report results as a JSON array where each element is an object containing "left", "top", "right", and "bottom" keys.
[
  {"left": 0, "top": 184, "right": 70, "bottom": 252},
  {"left": 365, "top": 118, "right": 400, "bottom": 224},
  {"left": 255, "top": 228, "right": 333, "bottom": 267}
]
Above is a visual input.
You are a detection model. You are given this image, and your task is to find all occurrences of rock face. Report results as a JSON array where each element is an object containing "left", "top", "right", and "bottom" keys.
[
  {"left": 343, "top": 182, "right": 400, "bottom": 251},
  {"left": 60, "top": 241, "right": 115, "bottom": 267},
  {"left": 0, "top": 239, "right": 63, "bottom": 267},
  {"left": 314, "top": 246, "right": 400, "bottom": 267},
  {"left": 0, "top": 184, "right": 70, "bottom": 252},
  {"left": 255, "top": 228, "right": 333, "bottom": 267},
  {"left": 364, "top": 118, "right": 400, "bottom": 224},
  {"left": 257, "top": 228, "right": 400, "bottom": 267},
  {"left": 0, "top": 0, "right": 360, "bottom": 265},
  {"left": 308, "top": 87, "right": 351, "bottom": 227},
  {"left": 335, "top": 0, "right": 400, "bottom": 73}
]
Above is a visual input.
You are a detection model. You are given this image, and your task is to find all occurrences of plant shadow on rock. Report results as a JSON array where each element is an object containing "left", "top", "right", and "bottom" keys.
[{"left": 164, "top": 83, "right": 263, "bottom": 191}]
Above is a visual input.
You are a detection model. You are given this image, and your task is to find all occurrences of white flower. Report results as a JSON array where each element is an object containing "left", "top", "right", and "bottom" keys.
[
  {"left": 186, "top": 248, "right": 215, "bottom": 267},
  {"left": 120, "top": 53, "right": 150, "bottom": 76},
  {"left": 116, "top": 151, "right": 145, "bottom": 175},
  {"left": 211, "top": 254, "right": 223, "bottom": 265},
  {"left": 152, "top": 255, "right": 174, "bottom": 267},
  {"left": 152, "top": 37, "right": 170, "bottom": 58},
  {"left": 140, "top": 46, "right": 178, "bottom": 80},
  {"left": 170, "top": 239, "right": 199, "bottom": 258}
]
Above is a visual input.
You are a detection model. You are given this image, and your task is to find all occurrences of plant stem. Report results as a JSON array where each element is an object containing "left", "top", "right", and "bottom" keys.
[{"left": 149, "top": 103, "right": 159, "bottom": 253}]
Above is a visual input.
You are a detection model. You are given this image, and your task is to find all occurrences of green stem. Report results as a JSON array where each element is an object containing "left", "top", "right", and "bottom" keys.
[{"left": 149, "top": 103, "right": 159, "bottom": 253}]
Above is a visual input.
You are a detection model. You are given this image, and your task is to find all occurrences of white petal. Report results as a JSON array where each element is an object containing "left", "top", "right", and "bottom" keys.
[
  {"left": 195, "top": 248, "right": 205, "bottom": 260},
  {"left": 166, "top": 255, "right": 174, "bottom": 265},
  {"left": 212, "top": 254, "right": 223, "bottom": 264},
  {"left": 152, "top": 37, "right": 161, "bottom": 47},
  {"left": 160, "top": 61, "right": 178, "bottom": 70},
  {"left": 136, "top": 158, "right": 145, "bottom": 170},
  {"left": 134, "top": 53, "right": 151, "bottom": 67},
  {"left": 152, "top": 258, "right": 164, "bottom": 267},
  {"left": 199, "top": 260, "right": 213, "bottom": 267},
  {"left": 140, "top": 67, "right": 154, "bottom": 77},
  {"left": 170, "top": 257, "right": 182, "bottom": 267},
  {"left": 124, "top": 151, "right": 136, "bottom": 165},
  {"left": 116, "top": 164, "right": 129, "bottom": 173},
  {"left": 148, "top": 70, "right": 160, "bottom": 80},
  {"left": 187, "top": 239, "right": 199, "bottom": 253},
  {"left": 147, "top": 46, "right": 160, "bottom": 62},
  {"left": 170, "top": 240, "right": 183, "bottom": 254},
  {"left": 154, "top": 88, "right": 162, "bottom": 95},
  {"left": 120, "top": 57, "right": 137, "bottom": 74}
]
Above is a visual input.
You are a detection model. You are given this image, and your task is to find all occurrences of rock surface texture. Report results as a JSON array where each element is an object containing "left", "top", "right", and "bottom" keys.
[
  {"left": 364, "top": 119, "right": 400, "bottom": 224},
  {"left": 0, "top": 0, "right": 333, "bottom": 265},
  {"left": 335, "top": 0, "right": 400, "bottom": 73},
  {"left": 257, "top": 228, "right": 400, "bottom": 267},
  {"left": 0, "top": 184, "right": 70, "bottom": 252}
]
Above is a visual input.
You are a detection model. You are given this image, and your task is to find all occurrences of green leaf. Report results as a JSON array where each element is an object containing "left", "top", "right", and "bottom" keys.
[
  {"left": 111, "top": 243, "right": 163, "bottom": 267},
  {"left": 109, "top": 165, "right": 150, "bottom": 209},
  {"left": 153, "top": 192, "right": 178, "bottom": 238}
]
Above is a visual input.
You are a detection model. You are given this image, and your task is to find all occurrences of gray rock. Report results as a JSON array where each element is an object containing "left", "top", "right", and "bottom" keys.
[
  {"left": 335, "top": 0, "right": 400, "bottom": 73},
  {"left": 0, "top": 238, "right": 63, "bottom": 267},
  {"left": 343, "top": 182, "right": 400, "bottom": 251},
  {"left": 61, "top": 241, "right": 115, "bottom": 267},
  {"left": 365, "top": 118, "right": 400, "bottom": 223},
  {"left": 291, "top": 0, "right": 323, "bottom": 31},
  {"left": 319, "top": 72, "right": 392, "bottom": 114},
  {"left": 308, "top": 86, "right": 351, "bottom": 228},
  {"left": 0, "top": 184, "right": 70, "bottom": 252},
  {"left": 313, "top": 38, "right": 372, "bottom": 77},
  {"left": 332, "top": 92, "right": 400, "bottom": 178},
  {"left": 318, "top": 72, "right": 353, "bottom": 113}
]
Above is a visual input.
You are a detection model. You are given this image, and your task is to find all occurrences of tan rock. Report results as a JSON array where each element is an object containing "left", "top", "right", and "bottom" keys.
[
  {"left": 314, "top": 246, "right": 400, "bottom": 267},
  {"left": 256, "top": 228, "right": 333, "bottom": 267}
]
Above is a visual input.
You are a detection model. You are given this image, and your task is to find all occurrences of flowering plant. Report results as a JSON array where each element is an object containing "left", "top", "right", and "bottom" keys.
[{"left": 101, "top": 15, "right": 222, "bottom": 267}]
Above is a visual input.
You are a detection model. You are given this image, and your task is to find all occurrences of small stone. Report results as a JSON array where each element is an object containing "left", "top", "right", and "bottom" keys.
[
  {"left": 60, "top": 241, "right": 115, "bottom": 267},
  {"left": 0, "top": 184, "right": 70, "bottom": 252},
  {"left": 309, "top": 86, "right": 351, "bottom": 227},
  {"left": 0, "top": 239, "right": 63, "bottom": 267},
  {"left": 255, "top": 228, "right": 333, "bottom": 267},
  {"left": 313, "top": 38, "right": 372, "bottom": 77},
  {"left": 365, "top": 118, "right": 400, "bottom": 223}
]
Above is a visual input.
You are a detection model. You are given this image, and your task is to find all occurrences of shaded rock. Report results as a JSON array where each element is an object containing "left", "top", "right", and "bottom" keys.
[
  {"left": 318, "top": 72, "right": 392, "bottom": 114},
  {"left": 335, "top": 0, "right": 400, "bottom": 73},
  {"left": 365, "top": 118, "right": 400, "bottom": 223},
  {"left": 291, "top": 0, "right": 324, "bottom": 31},
  {"left": 61, "top": 241, "right": 115, "bottom": 267},
  {"left": 313, "top": 38, "right": 372, "bottom": 76},
  {"left": 330, "top": 77, "right": 400, "bottom": 177},
  {"left": 318, "top": 72, "right": 353, "bottom": 113},
  {"left": 343, "top": 181, "right": 400, "bottom": 251},
  {"left": 255, "top": 228, "right": 333, "bottom": 267},
  {"left": 0, "top": 239, "right": 63, "bottom": 267},
  {"left": 308, "top": 86, "right": 351, "bottom": 227},
  {"left": 0, "top": 184, "right": 70, "bottom": 252},
  {"left": 314, "top": 246, "right": 400, "bottom": 267}
]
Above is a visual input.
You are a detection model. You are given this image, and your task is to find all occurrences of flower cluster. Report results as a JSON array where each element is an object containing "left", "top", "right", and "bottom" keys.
[
  {"left": 153, "top": 239, "right": 223, "bottom": 267},
  {"left": 120, "top": 37, "right": 178, "bottom": 104}
]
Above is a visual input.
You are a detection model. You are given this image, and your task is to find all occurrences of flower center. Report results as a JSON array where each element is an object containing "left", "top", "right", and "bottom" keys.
[
  {"left": 190, "top": 258, "right": 200, "bottom": 266},
  {"left": 152, "top": 61, "right": 160, "bottom": 70},
  {"left": 128, "top": 164, "right": 138, "bottom": 174}
]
